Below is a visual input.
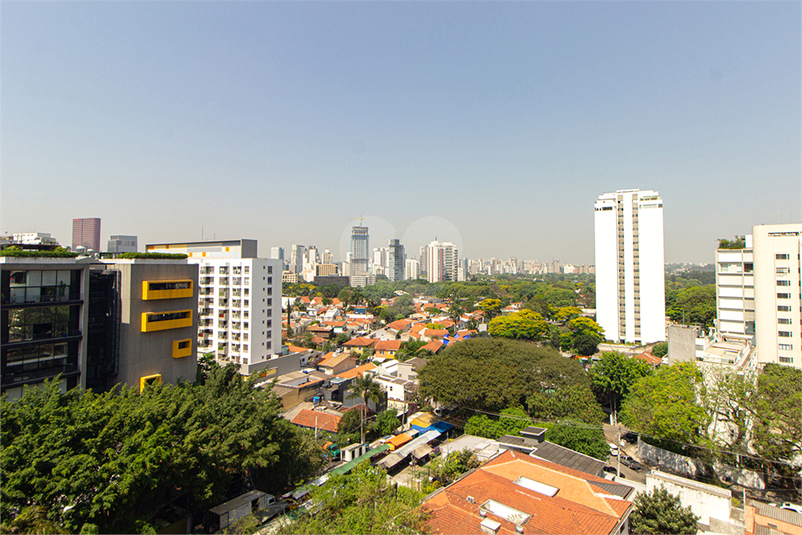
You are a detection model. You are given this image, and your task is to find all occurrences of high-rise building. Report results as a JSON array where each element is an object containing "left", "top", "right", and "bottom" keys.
[
  {"left": 146, "top": 239, "right": 282, "bottom": 375},
  {"left": 405, "top": 258, "right": 420, "bottom": 281},
  {"left": 594, "top": 189, "right": 666, "bottom": 344},
  {"left": 290, "top": 245, "right": 306, "bottom": 274},
  {"left": 425, "top": 240, "right": 459, "bottom": 283},
  {"left": 72, "top": 218, "right": 101, "bottom": 252},
  {"left": 270, "top": 247, "right": 285, "bottom": 261},
  {"left": 351, "top": 226, "right": 369, "bottom": 276},
  {"left": 107, "top": 235, "right": 137, "bottom": 254},
  {"left": 752, "top": 224, "right": 801, "bottom": 368},
  {"left": 388, "top": 239, "right": 405, "bottom": 282},
  {"left": 715, "top": 236, "right": 755, "bottom": 337}
]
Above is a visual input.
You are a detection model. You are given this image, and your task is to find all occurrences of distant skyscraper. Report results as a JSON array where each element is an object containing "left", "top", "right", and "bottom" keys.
[
  {"left": 351, "top": 226, "right": 369, "bottom": 276},
  {"left": 290, "top": 244, "right": 306, "bottom": 274},
  {"left": 388, "top": 239, "right": 405, "bottom": 282},
  {"left": 595, "top": 189, "right": 666, "bottom": 344},
  {"left": 426, "top": 240, "right": 459, "bottom": 283},
  {"left": 72, "top": 218, "right": 101, "bottom": 252},
  {"left": 107, "top": 235, "right": 137, "bottom": 253},
  {"left": 405, "top": 258, "right": 420, "bottom": 281},
  {"left": 270, "top": 247, "right": 284, "bottom": 261}
]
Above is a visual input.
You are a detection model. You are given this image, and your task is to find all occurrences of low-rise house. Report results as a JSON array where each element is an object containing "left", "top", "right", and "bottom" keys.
[
  {"left": 422, "top": 449, "right": 634, "bottom": 535},
  {"left": 318, "top": 352, "right": 358, "bottom": 376},
  {"left": 418, "top": 340, "right": 444, "bottom": 355},
  {"left": 290, "top": 408, "right": 342, "bottom": 434},
  {"left": 745, "top": 500, "right": 802, "bottom": 535},
  {"left": 397, "top": 357, "right": 427, "bottom": 382},
  {"left": 375, "top": 340, "right": 402, "bottom": 359},
  {"left": 373, "top": 374, "right": 416, "bottom": 412},
  {"left": 270, "top": 370, "right": 328, "bottom": 410},
  {"left": 343, "top": 337, "right": 377, "bottom": 350}
]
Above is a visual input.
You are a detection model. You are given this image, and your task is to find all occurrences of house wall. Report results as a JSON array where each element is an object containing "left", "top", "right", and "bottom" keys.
[{"left": 646, "top": 471, "right": 731, "bottom": 526}]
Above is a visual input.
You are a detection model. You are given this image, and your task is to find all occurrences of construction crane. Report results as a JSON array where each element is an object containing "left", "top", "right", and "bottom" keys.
[{"left": 349, "top": 215, "right": 366, "bottom": 226}]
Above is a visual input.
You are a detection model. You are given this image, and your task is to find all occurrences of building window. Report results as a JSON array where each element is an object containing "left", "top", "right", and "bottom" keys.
[
  {"left": 141, "top": 310, "right": 193, "bottom": 332},
  {"left": 777, "top": 280, "right": 791, "bottom": 286},
  {"left": 776, "top": 253, "right": 790, "bottom": 260},
  {"left": 779, "top": 344, "right": 793, "bottom": 351},
  {"left": 777, "top": 267, "right": 791, "bottom": 274},
  {"left": 268, "top": 266, "right": 273, "bottom": 274},
  {"left": 778, "top": 293, "right": 791, "bottom": 299},
  {"left": 778, "top": 318, "right": 792, "bottom": 325},
  {"left": 140, "top": 374, "right": 162, "bottom": 392},
  {"left": 779, "top": 357, "right": 793, "bottom": 364},
  {"left": 778, "top": 331, "right": 792, "bottom": 338},
  {"left": 142, "top": 280, "right": 193, "bottom": 300},
  {"left": 779, "top": 305, "right": 792, "bottom": 312},
  {"left": 244, "top": 266, "right": 249, "bottom": 274},
  {"left": 172, "top": 339, "right": 192, "bottom": 358}
]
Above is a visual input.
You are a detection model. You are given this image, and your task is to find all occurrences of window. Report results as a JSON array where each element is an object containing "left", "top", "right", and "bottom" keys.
[
  {"left": 777, "top": 267, "right": 791, "bottom": 274},
  {"left": 779, "top": 344, "right": 793, "bottom": 351},
  {"left": 779, "top": 318, "right": 792, "bottom": 324},
  {"left": 776, "top": 253, "right": 790, "bottom": 260},
  {"left": 268, "top": 266, "right": 273, "bottom": 274},
  {"left": 267, "top": 299, "right": 272, "bottom": 306},
  {"left": 141, "top": 310, "right": 192, "bottom": 332},
  {"left": 778, "top": 331, "right": 792, "bottom": 337},
  {"left": 140, "top": 374, "right": 162, "bottom": 392},
  {"left": 778, "top": 293, "right": 791, "bottom": 299},
  {"left": 172, "top": 339, "right": 192, "bottom": 358},
  {"left": 779, "top": 305, "right": 792, "bottom": 312},
  {"left": 244, "top": 266, "right": 249, "bottom": 274},
  {"left": 777, "top": 280, "right": 791, "bottom": 286},
  {"left": 142, "top": 280, "right": 193, "bottom": 300},
  {"left": 780, "top": 357, "right": 793, "bottom": 364}
]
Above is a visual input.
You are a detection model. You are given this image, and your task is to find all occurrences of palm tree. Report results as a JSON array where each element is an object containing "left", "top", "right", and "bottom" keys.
[{"left": 347, "top": 374, "right": 384, "bottom": 443}]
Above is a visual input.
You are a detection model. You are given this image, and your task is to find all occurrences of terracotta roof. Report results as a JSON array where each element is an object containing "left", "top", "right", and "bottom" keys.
[
  {"left": 319, "top": 352, "right": 355, "bottom": 369},
  {"left": 634, "top": 351, "right": 662, "bottom": 367},
  {"left": 336, "top": 362, "right": 377, "bottom": 380},
  {"left": 385, "top": 319, "right": 412, "bottom": 331},
  {"left": 410, "top": 323, "right": 427, "bottom": 334},
  {"left": 322, "top": 321, "right": 346, "bottom": 327},
  {"left": 287, "top": 344, "right": 312, "bottom": 353},
  {"left": 290, "top": 409, "right": 341, "bottom": 433},
  {"left": 423, "top": 449, "right": 632, "bottom": 535},
  {"left": 316, "top": 352, "right": 337, "bottom": 366},
  {"left": 343, "top": 337, "right": 376, "bottom": 348},
  {"left": 331, "top": 298, "right": 342, "bottom": 305},
  {"left": 424, "top": 329, "right": 448, "bottom": 338},
  {"left": 419, "top": 340, "right": 444, "bottom": 353},
  {"left": 307, "top": 325, "right": 332, "bottom": 332},
  {"left": 375, "top": 340, "right": 402, "bottom": 351}
]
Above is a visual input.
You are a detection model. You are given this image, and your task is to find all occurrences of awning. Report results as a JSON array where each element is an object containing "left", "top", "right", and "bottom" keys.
[
  {"left": 378, "top": 452, "right": 406, "bottom": 470},
  {"left": 413, "top": 444, "right": 433, "bottom": 459}
]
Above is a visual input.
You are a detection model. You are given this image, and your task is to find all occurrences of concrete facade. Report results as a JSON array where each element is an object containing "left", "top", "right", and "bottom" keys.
[
  {"left": 103, "top": 259, "right": 199, "bottom": 390},
  {"left": 646, "top": 470, "right": 734, "bottom": 528}
]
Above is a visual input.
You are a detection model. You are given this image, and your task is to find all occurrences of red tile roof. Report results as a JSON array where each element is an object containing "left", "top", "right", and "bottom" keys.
[
  {"left": 290, "top": 409, "right": 341, "bottom": 433},
  {"left": 375, "top": 340, "right": 402, "bottom": 351},
  {"left": 634, "top": 351, "right": 662, "bottom": 367},
  {"left": 419, "top": 340, "right": 444, "bottom": 353},
  {"left": 423, "top": 449, "right": 632, "bottom": 535},
  {"left": 336, "top": 362, "right": 376, "bottom": 380},
  {"left": 343, "top": 336, "right": 376, "bottom": 348},
  {"left": 385, "top": 319, "right": 412, "bottom": 331}
]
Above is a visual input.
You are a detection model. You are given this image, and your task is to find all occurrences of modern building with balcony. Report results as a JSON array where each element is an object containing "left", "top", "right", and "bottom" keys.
[
  {"left": 146, "top": 240, "right": 282, "bottom": 375},
  {"left": 715, "top": 236, "right": 755, "bottom": 338}
]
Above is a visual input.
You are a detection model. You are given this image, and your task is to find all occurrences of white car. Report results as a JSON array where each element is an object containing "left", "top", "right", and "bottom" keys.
[
  {"left": 780, "top": 502, "right": 802, "bottom": 515},
  {"left": 608, "top": 443, "right": 619, "bottom": 457}
]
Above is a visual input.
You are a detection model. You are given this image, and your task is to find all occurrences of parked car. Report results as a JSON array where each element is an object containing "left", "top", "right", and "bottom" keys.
[
  {"left": 623, "top": 431, "right": 639, "bottom": 443},
  {"left": 620, "top": 455, "right": 642, "bottom": 471},
  {"left": 780, "top": 502, "right": 802, "bottom": 514},
  {"left": 608, "top": 443, "right": 619, "bottom": 457}
]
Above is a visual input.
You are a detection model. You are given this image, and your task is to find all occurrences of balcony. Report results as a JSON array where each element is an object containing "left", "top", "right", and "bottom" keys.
[
  {"left": 233, "top": 277, "right": 242, "bottom": 285},
  {"left": 219, "top": 267, "right": 230, "bottom": 275},
  {"left": 218, "top": 277, "right": 229, "bottom": 285}
]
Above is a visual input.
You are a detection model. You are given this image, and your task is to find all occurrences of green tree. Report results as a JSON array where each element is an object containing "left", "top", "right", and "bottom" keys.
[
  {"left": 630, "top": 486, "right": 699, "bottom": 535},
  {"left": 464, "top": 407, "right": 533, "bottom": 439},
  {"left": 652, "top": 342, "right": 668, "bottom": 359},
  {"left": 418, "top": 338, "right": 588, "bottom": 412},
  {"left": 621, "top": 363, "right": 709, "bottom": 445},
  {"left": 666, "top": 285, "right": 716, "bottom": 328},
  {"left": 429, "top": 450, "right": 481, "bottom": 486},
  {"left": 546, "top": 423, "right": 609, "bottom": 460},
  {"left": 527, "top": 384, "right": 605, "bottom": 424},
  {"left": 346, "top": 375, "right": 384, "bottom": 442},
  {"left": 572, "top": 333, "right": 600, "bottom": 356},
  {"left": 750, "top": 364, "right": 802, "bottom": 462},
  {"left": 371, "top": 409, "right": 401, "bottom": 437},
  {"left": 488, "top": 310, "right": 550, "bottom": 341},
  {"left": 287, "top": 462, "right": 426, "bottom": 534},
  {"left": 552, "top": 306, "right": 582, "bottom": 323},
  {"left": 477, "top": 298, "right": 502, "bottom": 319},
  {"left": 589, "top": 352, "right": 653, "bottom": 420}
]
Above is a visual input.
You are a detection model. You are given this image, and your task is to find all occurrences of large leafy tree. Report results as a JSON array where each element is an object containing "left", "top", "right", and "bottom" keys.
[
  {"left": 750, "top": 364, "right": 802, "bottom": 462},
  {"left": 418, "top": 338, "right": 588, "bottom": 412},
  {"left": 488, "top": 310, "right": 550, "bottom": 341},
  {"left": 630, "top": 486, "right": 699, "bottom": 535},
  {"left": 666, "top": 285, "right": 716, "bottom": 328},
  {"left": 589, "top": 352, "right": 652, "bottom": 420},
  {"left": 621, "top": 362, "right": 710, "bottom": 445},
  {"left": 527, "top": 384, "right": 605, "bottom": 424},
  {"left": 287, "top": 462, "right": 426, "bottom": 534},
  {"left": 1, "top": 363, "right": 324, "bottom": 534},
  {"left": 546, "top": 423, "right": 609, "bottom": 461},
  {"left": 464, "top": 407, "right": 533, "bottom": 439}
]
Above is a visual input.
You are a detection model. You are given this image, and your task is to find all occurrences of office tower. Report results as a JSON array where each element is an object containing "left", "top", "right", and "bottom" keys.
[
  {"left": 752, "top": 224, "right": 801, "bottom": 368},
  {"left": 290, "top": 245, "right": 306, "bottom": 274},
  {"left": 373, "top": 247, "right": 389, "bottom": 271},
  {"left": 715, "top": 236, "right": 755, "bottom": 337},
  {"left": 405, "top": 258, "right": 420, "bottom": 281},
  {"left": 388, "top": 239, "right": 406, "bottom": 282},
  {"left": 72, "top": 218, "right": 101, "bottom": 252},
  {"left": 146, "top": 239, "right": 282, "bottom": 375},
  {"left": 425, "top": 240, "right": 459, "bottom": 283},
  {"left": 322, "top": 250, "right": 333, "bottom": 265},
  {"left": 351, "top": 226, "right": 369, "bottom": 276},
  {"left": 270, "top": 247, "right": 285, "bottom": 262},
  {"left": 107, "top": 235, "right": 137, "bottom": 254},
  {"left": 594, "top": 189, "right": 666, "bottom": 344},
  {"left": 458, "top": 258, "right": 469, "bottom": 282}
]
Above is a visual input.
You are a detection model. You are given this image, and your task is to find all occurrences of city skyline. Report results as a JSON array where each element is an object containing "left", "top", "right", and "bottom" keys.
[{"left": 3, "top": 2, "right": 800, "bottom": 264}]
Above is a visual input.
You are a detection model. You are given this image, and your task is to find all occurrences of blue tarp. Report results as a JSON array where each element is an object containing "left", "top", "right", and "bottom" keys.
[{"left": 410, "top": 420, "right": 453, "bottom": 436}]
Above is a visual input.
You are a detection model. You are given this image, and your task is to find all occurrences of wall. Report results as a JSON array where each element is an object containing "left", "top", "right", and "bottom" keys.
[
  {"left": 668, "top": 324, "right": 698, "bottom": 364},
  {"left": 638, "top": 439, "right": 709, "bottom": 478},
  {"left": 646, "top": 471, "right": 731, "bottom": 526}
]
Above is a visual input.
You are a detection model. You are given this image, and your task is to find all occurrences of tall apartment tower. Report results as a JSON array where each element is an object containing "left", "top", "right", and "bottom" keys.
[
  {"left": 388, "top": 239, "right": 406, "bottom": 282},
  {"left": 715, "top": 236, "right": 755, "bottom": 337},
  {"left": 290, "top": 245, "right": 306, "bottom": 274},
  {"left": 426, "top": 240, "right": 459, "bottom": 283},
  {"left": 351, "top": 226, "right": 369, "bottom": 276},
  {"left": 752, "top": 224, "right": 801, "bottom": 368},
  {"left": 270, "top": 247, "right": 284, "bottom": 262},
  {"left": 594, "top": 189, "right": 666, "bottom": 344},
  {"left": 145, "top": 239, "right": 282, "bottom": 375},
  {"left": 72, "top": 218, "right": 101, "bottom": 252}
]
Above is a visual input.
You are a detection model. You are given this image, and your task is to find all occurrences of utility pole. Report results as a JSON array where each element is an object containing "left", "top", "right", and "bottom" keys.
[
  {"left": 616, "top": 426, "right": 621, "bottom": 479},
  {"left": 315, "top": 416, "right": 318, "bottom": 441}
]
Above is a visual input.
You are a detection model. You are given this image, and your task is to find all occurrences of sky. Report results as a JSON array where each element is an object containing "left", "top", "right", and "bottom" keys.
[{"left": 2, "top": 1, "right": 800, "bottom": 265}]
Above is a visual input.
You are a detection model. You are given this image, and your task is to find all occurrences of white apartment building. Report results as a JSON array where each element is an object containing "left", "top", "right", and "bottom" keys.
[
  {"left": 405, "top": 258, "right": 420, "bottom": 281},
  {"left": 715, "top": 237, "right": 755, "bottom": 337},
  {"left": 595, "top": 189, "right": 666, "bottom": 344},
  {"left": 426, "top": 240, "right": 459, "bottom": 283},
  {"left": 752, "top": 224, "right": 801, "bottom": 368},
  {"left": 146, "top": 239, "right": 282, "bottom": 375}
]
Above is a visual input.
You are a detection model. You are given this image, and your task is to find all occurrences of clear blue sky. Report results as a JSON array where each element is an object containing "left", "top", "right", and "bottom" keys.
[{"left": 2, "top": 1, "right": 799, "bottom": 264}]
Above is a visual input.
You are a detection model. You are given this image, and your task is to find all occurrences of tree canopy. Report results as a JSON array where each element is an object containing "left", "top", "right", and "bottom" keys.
[
  {"left": 418, "top": 338, "right": 588, "bottom": 412},
  {"left": 488, "top": 310, "right": 550, "bottom": 341},
  {"left": 630, "top": 486, "right": 699, "bottom": 535},
  {"left": 589, "top": 352, "right": 653, "bottom": 418},
  {"left": 0, "top": 363, "right": 324, "bottom": 534}
]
